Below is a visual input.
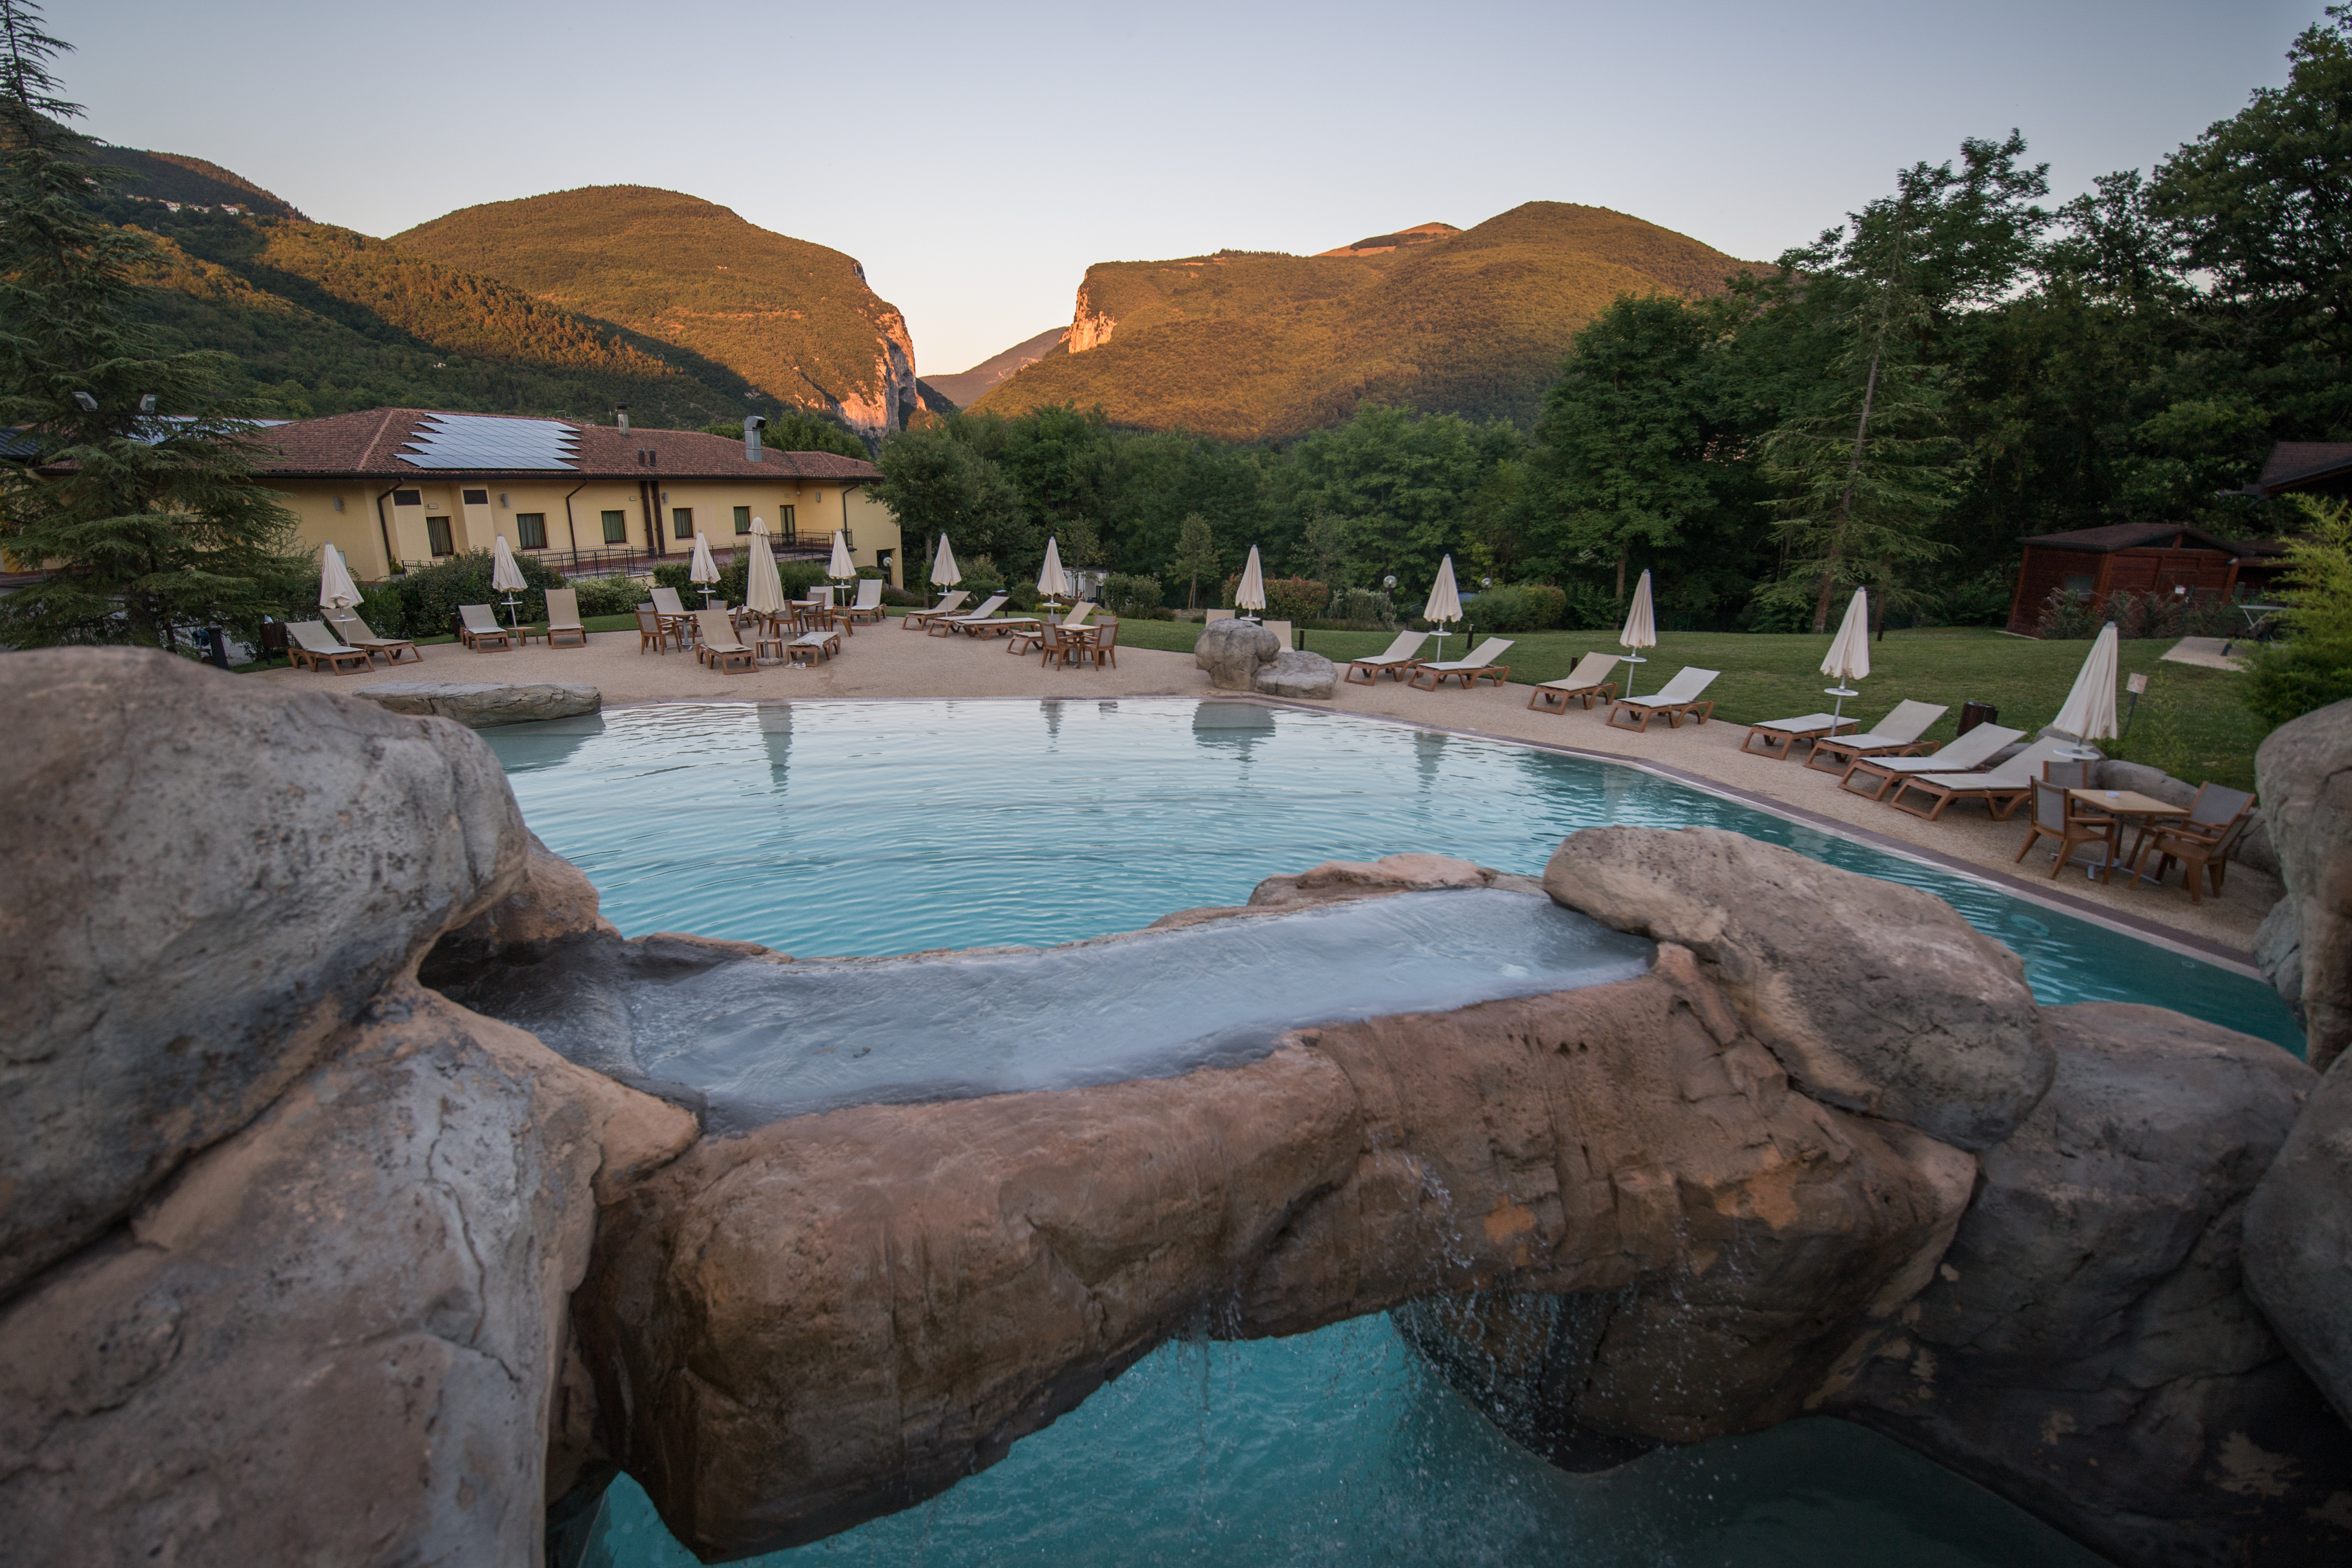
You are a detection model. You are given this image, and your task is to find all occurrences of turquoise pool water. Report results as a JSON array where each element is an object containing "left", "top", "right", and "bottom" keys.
[
  {"left": 486, "top": 698, "right": 2300, "bottom": 1052},
  {"left": 489, "top": 698, "right": 2271, "bottom": 1566}
]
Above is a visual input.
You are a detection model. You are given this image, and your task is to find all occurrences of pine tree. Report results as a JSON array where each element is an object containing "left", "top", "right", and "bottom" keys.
[{"left": 0, "top": 0, "right": 302, "bottom": 649}]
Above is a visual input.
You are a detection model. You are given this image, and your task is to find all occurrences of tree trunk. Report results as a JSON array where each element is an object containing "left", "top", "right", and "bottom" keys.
[
  {"left": 1813, "top": 345, "right": 1885, "bottom": 634},
  {"left": 1615, "top": 551, "right": 1627, "bottom": 601}
]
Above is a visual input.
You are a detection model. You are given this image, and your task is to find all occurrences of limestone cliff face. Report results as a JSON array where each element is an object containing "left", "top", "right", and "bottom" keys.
[
  {"left": 826, "top": 308, "right": 918, "bottom": 445},
  {"left": 1066, "top": 276, "right": 1117, "bottom": 353}
]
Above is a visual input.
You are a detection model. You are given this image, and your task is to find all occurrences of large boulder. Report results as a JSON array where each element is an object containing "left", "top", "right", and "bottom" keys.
[
  {"left": 2245, "top": 1055, "right": 2352, "bottom": 1429},
  {"left": 1253, "top": 648, "right": 1338, "bottom": 699},
  {"left": 0, "top": 984, "right": 695, "bottom": 1564},
  {"left": 573, "top": 946, "right": 1972, "bottom": 1558},
  {"left": 355, "top": 680, "right": 602, "bottom": 728},
  {"left": 2254, "top": 696, "right": 2352, "bottom": 1070},
  {"left": 1193, "top": 618, "right": 1280, "bottom": 691},
  {"left": 0, "top": 649, "right": 529, "bottom": 1299},
  {"left": 1543, "top": 825, "right": 2052, "bottom": 1150},
  {"left": 1830, "top": 1003, "right": 2346, "bottom": 1566}
]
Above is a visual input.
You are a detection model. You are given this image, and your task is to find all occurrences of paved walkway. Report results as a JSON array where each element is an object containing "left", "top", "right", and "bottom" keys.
[{"left": 258, "top": 621, "right": 2279, "bottom": 962}]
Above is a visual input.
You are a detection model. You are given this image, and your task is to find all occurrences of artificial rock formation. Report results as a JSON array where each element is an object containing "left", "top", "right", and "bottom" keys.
[
  {"left": 1253, "top": 648, "right": 1339, "bottom": 699},
  {"left": 2245, "top": 1052, "right": 2352, "bottom": 1431},
  {"left": 356, "top": 679, "right": 603, "bottom": 728},
  {"left": 1193, "top": 617, "right": 1280, "bottom": 690},
  {"left": 2254, "top": 696, "right": 2352, "bottom": 1072},
  {"left": 0, "top": 650, "right": 693, "bottom": 1564}
]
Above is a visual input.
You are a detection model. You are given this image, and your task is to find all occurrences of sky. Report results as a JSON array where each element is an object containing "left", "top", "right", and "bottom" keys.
[{"left": 65, "top": 0, "right": 2327, "bottom": 377}]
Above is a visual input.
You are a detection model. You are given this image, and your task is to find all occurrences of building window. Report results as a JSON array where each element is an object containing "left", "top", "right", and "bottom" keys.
[
  {"left": 672, "top": 507, "right": 694, "bottom": 540},
  {"left": 426, "top": 516, "right": 454, "bottom": 556},
  {"left": 2064, "top": 573, "right": 2095, "bottom": 595},
  {"left": 733, "top": 506, "right": 751, "bottom": 534},
  {"left": 777, "top": 504, "right": 796, "bottom": 540},
  {"left": 601, "top": 510, "right": 627, "bottom": 544},
  {"left": 462, "top": 488, "right": 490, "bottom": 506},
  {"left": 393, "top": 489, "right": 421, "bottom": 507},
  {"left": 516, "top": 513, "right": 547, "bottom": 550}
]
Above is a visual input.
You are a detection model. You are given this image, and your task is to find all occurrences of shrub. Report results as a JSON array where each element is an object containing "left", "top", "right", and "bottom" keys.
[
  {"left": 358, "top": 550, "right": 568, "bottom": 639},
  {"left": 1559, "top": 581, "right": 1618, "bottom": 630},
  {"left": 2035, "top": 588, "right": 2102, "bottom": 640},
  {"left": 1322, "top": 587, "right": 1400, "bottom": 630},
  {"left": 1263, "top": 576, "right": 1328, "bottom": 624},
  {"left": 1008, "top": 582, "right": 1042, "bottom": 612},
  {"left": 882, "top": 586, "right": 922, "bottom": 607},
  {"left": 1937, "top": 568, "right": 2014, "bottom": 628},
  {"left": 1100, "top": 573, "right": 1164, "bottom": 617},
  {"left": 652, "top": 561, "right": 694, "bottom": 593},
  {"left": 2245, "top": 635, "right": 2352, "bottom": 728},
  {"left": 569, "top": 575, "right": 646, "bottom": 617},
  {"left": 1465, "top": 583, "right": 1565, "bottom": 633}
]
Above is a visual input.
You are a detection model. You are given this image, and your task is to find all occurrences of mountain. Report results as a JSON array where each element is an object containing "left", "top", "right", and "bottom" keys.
[
  {"left": 393, "top": 187, "right": 919, "bottom": 444},
  {"left": 113, "top": 198, "right": 757, "bottom": 427},
  {"left": 1314, "top": 221, "right": 1459, "bottom": 258},
  {"left": 973, "top": 202, "right": 1757, "bottom": 441},
  {"left": 81, "top": 137, "right": 307, "bottom": 219},
  {"left": 922, "top": 326, "right": 1069, "bottom": 410}
]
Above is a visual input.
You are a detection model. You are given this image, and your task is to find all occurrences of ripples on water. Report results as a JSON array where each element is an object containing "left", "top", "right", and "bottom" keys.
[{"left": 497, "top": 699, "right": 2271, "bottom": 1566}]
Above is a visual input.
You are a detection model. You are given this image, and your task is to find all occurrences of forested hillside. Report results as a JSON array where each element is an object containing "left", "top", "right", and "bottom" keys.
[
  {"left": 394, "top": 187, "right": 920, "bottom": 444},
  {"left": 111, "top": 200, "right": 756, "bottom": 424},
  {"left": 973, "top": 202, "right": 1756, "bottom": 440}
]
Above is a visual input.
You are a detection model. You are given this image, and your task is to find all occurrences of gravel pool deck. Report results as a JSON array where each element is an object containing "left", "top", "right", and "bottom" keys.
[{"left": 256, "top": 622, "right": 2279, "bottom": 963}]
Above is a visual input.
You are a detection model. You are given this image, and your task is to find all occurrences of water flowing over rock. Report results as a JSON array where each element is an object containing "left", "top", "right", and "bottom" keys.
[
  {"left": 1194, "top": 618, "right": 1280, "bottom": 690},
  {"left": 356, "top": 680, "right": 602, "bottom": 728},
  {"left": 1543, "top": 825, "right": 2053, "bottom": 1150},
  {"left": 2254, "top": 696, "right": 2352, "bottom": 1071}
]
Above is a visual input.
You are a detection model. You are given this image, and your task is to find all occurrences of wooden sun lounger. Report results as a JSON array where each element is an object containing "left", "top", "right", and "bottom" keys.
[
  {"left": 1837, "top": 722, "right": 2021, "bottom": 799},
  {"left": 692, "top": 608, "right": 755, "bottom": 673},
  {"left": 901, "top": 590, "right": 971, "bottom": 629},
  {"left": 1408, "top": 638, "right": 1515, "bottom": 690},
  {"left": 787, "top": 626, "right": 842, "bottom": 665},
  {"left": 1883, "top": 737, "right": 2075, "bottom": 822},
  {"left": 930, "top": 594, "right": 1009, "bottom": 636},
  {"left": 1528, "top": 652, "right": 1622, "bottom": 713},
  {"left": 843, "top": 579, "right": 887, "bottom": 625},
  {"left": 1604, "top": 667, "right": 1719, "bottom": 731},
  {"left": 287, "top": 619, "right": 374, "bottom": 675},
  {"left": 1345, "top": 630, "right": 1430, "bottom": 684},
  {"left": 457, "top": 603, "right": 512, "bottom": 651},
  {"left": 1802, "top": 701, "right": 1950, "bottom": 774},
  {"left": 1740, "top": 712, "right": 1858, "bottom": 761},
  {"left": 542, "top": 587, "right": 587, "bottom": 648},
  {"left": 328, "top": 613, "right": 419, "bottom": 665}
]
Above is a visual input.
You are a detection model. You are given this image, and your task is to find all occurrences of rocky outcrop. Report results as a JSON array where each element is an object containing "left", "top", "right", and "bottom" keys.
[
  {"left": 2254, "top": 697, "right": 2352, "bottom": 1071},
  {"left": 1254, "top": 647, "right": 1338, "bottom": 699},
  {"left": 2245, "top": 1055, "right": 2352, "bottom": 1429},
  {"left": 0, "top": 650, "right": 693, "bottom": 1565},
  {"left": 573, "top": 943, "right": 1974, "bottom": 1559},
  {"left": 430, "top": 831, "right": 617, "bottom": 967},
  {"left": 1195, "top": 618, "right": 1280, "bottom": 691},
  {"left": 1544, "top": 826, "right": 2052, "bottom": 1150},
  {"left": 1825, "top": 1004, "right": 2344, "bottom": 1567},
  {"left": 1066, "top": 278, "right": 1116, "bottom": 353},
  {"left": 1147, "top": 852, "right": 1544, "bottom": 929},
  {"left": 0, "top": 649, "right": 529, "bottom": 1298},
  {"left": 356, "top": 680, "right": 602, "bottom": 728}
]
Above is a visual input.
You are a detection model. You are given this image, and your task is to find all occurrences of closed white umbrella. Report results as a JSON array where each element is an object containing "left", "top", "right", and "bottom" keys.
[
  {"left": 688, "top": 531, "right": 721, "bottom": 607},
  {"left": 1236, "top": 544, "right": 1267, "bottom": 618},
  {"left": 826, "top": 529, "right": 854, "bottom": 604},
  {"left": 1618, "top": 569, "right": 1657, "bottom": 699},
  {"left": 1037, "top": 536, "right": 1070, "bottom": 601},
  {"left": 1821, "top": 587, "right": 1871, "bottom": 721},
  {"left": 930, "top": 533, "right": 961, "bottom": 603},
  {"left": 490, "top": 533, "right": 527, "bottom": 628},
  {"left": 2051, "top": 622, "right": 2121, "bottom": 753},
  {"left": 1423, "top": 555, "right": 1462, "bottom": 663},
  {"left": 744, "top": 523, "right": 785, "bottom": 617},
  {"left": 318, "top": 543, "right": 361, "bottom": 611}
]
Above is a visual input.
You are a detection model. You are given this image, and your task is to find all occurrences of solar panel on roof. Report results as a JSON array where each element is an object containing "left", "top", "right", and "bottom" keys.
[{"left": 399, "top": 413, "right": 580, "bottom": 471}]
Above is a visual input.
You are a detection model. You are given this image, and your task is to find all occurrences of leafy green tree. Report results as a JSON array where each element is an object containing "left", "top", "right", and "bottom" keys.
[
  {"left": 1294, "top": 509, "right": 1351, "bottom": 592},
  {"left": 0, "top": 0, "right": 303, "bottom": 649},
  {"left": 703, "top": 407, "right": 867, "bottom": 461},
  {"left": 870, "top": 423, "right": 1032, "bottom": 577},
  {"left": 2245, "top": 496, "right": 2352, "bottom": 725},
  {"left": 1277, "top": 405, "right": 1503, "bottom": 594},
  {"left": 1171, "top": 513, "right": 1218, "bottom": 609}
]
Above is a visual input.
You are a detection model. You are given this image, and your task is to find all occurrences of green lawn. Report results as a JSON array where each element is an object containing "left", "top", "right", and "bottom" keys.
[{"left": 1113, "top": 621, "right": 2267, "bottom": 793}]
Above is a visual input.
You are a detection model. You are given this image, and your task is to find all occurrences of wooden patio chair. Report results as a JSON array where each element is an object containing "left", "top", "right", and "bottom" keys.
[
  {"left": 457, "top": 604, "right": 512, "bottom": 651},
  {"left": 543, "top": 587, "right": 587, "bottom": 648},
  {"left": 2013, "top": 778, "right": 2122, "bottom": 881},
  {"left": 1082, "top": 616, "right": 1119, "bottom": 670},
  {"left": 843, "top": 578, "right": 888, "bottom": 625},
  {"left": 635, "top": 606, "right": 679, "bottom": 654},
  {"left": 1528, "top": 652, "right": 1621, "bottom": 712},
  {"left": 2131, "top": 783, "right": 2257, "bottom": 905},
  {"left": 692, "top": 608, "right": 754, "bottom": 673}
]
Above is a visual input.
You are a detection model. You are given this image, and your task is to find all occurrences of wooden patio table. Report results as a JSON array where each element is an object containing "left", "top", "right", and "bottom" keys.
[{"left": 2069, "top": 789, "right": 2189, "bottom": 885}]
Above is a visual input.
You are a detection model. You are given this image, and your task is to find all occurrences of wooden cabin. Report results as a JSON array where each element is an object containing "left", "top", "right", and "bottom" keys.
[{"left": 2005, "top": 523, "right": 2286, "bottom": 638}]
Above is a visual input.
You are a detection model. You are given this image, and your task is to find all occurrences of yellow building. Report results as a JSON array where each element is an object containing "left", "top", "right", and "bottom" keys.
[{"left": 255, "top": 408, "right": 901, "bottom": 584}]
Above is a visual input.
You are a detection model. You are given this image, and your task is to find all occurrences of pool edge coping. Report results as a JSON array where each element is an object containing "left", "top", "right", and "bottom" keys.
[{"left": 582, "top": 692, "right": 2267, "bottom": 982}]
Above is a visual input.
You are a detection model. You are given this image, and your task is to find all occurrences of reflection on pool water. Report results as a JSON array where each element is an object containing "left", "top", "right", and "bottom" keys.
[{"left": 489, "top": 699, "right": 2277, "bottom": 1567}]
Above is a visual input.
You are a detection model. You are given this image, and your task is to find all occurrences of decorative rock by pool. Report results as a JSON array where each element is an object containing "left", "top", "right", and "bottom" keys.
[
  {"left": 1193, "top": 616, "right": 1280, "bottom": 690},
  {"left": 356, "top": 679, "right": 602, "bottom": 728},
  {"left": 5, "top": 649, "right": 2348, "bottom": 1568},
  {"left": 1253, "top": 646, "right": 1339, "bottom": 699}
]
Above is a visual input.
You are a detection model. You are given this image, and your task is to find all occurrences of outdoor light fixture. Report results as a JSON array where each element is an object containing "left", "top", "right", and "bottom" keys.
[
  {"left": 1383, "top": 574, "right": 1397, "bottom": 590},
  {"left": 138, "top": 394, "right": 156, "bottom": 413}
]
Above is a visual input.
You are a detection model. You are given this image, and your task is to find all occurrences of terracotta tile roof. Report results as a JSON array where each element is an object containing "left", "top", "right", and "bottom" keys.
[
  {"left": 2257, "top": 441, "right": 2352, "bottom": 494},
  {"left": 251, "top": 407, "right": 880, "bottom": 482}
]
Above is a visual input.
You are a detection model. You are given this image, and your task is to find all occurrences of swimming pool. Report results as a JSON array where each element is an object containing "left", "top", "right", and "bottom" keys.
[
  {"left": 485, "top": 697, "right": 2300, "bottom": 1052},
  {"left": 488, "top": 698, "right": 2277, "bottom": 1567}
]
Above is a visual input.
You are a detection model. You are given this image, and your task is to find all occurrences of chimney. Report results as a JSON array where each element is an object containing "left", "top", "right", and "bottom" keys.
[
  {"left": 744, "top": 413, "right": 767, "bottom": 463},
  {"left": 614, "top": 404, "right": 630, "bottom": 434}
]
